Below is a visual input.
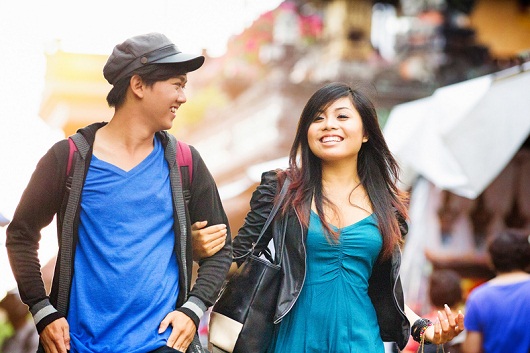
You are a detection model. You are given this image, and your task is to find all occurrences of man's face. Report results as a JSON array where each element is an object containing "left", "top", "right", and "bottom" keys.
[{"left": 143, "top": 74, "right": 188, "bottom": 131}]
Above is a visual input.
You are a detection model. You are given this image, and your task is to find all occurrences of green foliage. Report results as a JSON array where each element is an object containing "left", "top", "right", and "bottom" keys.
[
  {"left": 0, "top": 317, "right": 14, "bottom": 350},
  {"left": 377, "top": 108, "right": 391, "bottom": 128}
]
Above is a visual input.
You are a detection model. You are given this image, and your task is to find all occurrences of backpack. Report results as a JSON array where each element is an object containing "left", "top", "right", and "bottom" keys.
[
  {"left": 66, "top": 132, "right": 193, "bottom": 197},
  {"left": 56, "top": 131, "right": 193, "bottom": 315},
  {"left": 59, "top": 131, "right": 205, "bottom": 353}
]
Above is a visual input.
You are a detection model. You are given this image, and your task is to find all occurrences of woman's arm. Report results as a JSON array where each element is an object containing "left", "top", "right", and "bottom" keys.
[{"left": 232, "top": 170, "right": 279, "bottom": 264}]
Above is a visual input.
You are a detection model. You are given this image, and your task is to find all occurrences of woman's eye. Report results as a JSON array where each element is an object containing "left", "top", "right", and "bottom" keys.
[
  {"left": 313, "top": 116, "right": 324, "bottom": 122},
  {"left": 337, "top": 114, "right": 348, "bottom": 120}
]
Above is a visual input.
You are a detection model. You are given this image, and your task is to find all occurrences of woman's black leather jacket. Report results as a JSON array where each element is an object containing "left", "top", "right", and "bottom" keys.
[{"left": 232, "top": 171, "right": 411, "bottom": 350}]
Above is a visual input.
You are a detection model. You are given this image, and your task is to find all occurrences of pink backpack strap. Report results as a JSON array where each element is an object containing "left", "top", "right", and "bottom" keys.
[
  {"left": 177, "top": 140, "right": 193, "bottom": 182},
  {"left": 67, "top": 135, "right": 192, "bottom": 180},
  {"left": 67, "top": 137, "right": 78, "bottom": 176}
]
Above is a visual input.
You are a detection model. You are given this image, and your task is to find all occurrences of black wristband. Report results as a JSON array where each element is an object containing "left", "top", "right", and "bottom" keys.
[{"left": 411, "top": 318, "right": 433, "bottom": 344}]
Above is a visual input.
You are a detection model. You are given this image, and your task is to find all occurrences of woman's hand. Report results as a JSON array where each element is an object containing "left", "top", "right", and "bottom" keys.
[
  {"left": 424, "top": 304, "right": 465, "bottom": 344},
  {"left": 191, "top": 221, "right": 227, "bottom": 261}
]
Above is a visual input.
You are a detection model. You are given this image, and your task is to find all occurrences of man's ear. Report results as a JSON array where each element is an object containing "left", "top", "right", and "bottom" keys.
[{"left": 130, "top": 75, "right": 144, "bottom": 98}]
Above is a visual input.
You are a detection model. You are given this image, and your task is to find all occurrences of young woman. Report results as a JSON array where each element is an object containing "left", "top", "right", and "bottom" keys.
[{"left": 230, "top": 82, "right": 464, "bottom": 352}]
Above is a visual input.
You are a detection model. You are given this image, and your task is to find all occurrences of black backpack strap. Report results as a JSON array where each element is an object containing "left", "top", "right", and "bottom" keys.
[{"left": 57, "top": 132, "right": 89, "bottom": 316}]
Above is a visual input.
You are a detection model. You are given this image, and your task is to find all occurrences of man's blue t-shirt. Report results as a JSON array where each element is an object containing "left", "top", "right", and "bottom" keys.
[
  {"left": 68, "top": 137, "right": 179, "bottom": 353},
  {"left": 465, "top": 278, "right": 530, "bottom": 353}
]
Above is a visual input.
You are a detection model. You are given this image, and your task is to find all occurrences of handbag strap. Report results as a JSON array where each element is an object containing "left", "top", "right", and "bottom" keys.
[
  {"left": 274, "top": 210, "right": 289, "bottom": 266},
  {"left": 234, "top": 176, "right": 291, "bottom": 263}
]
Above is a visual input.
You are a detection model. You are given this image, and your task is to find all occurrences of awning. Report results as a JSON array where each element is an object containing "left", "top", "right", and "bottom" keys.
[{"left": 384, "top": 64, "right": 530, "bottom": 199}]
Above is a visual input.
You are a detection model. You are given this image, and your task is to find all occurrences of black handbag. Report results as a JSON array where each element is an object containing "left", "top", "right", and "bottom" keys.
[{"left": 208, "top": 178, "right": 290, "bottom": 353}]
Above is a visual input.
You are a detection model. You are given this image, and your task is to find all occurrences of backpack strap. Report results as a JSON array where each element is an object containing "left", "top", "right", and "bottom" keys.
[
  {"left": 163, "top": 132, "right": 193, "bottom": 202},
  {"left": 66, "top": 138, "right": 78, "bottom": 176},
  {"left": 177, "top": 140, "right": 193, "bottom": 182},
  {"left": 58, "top": 132, "right": 193, "bottom": 315},
  {"left": 176, "top": 140, "right": 192, "bottom": 202},
  {"left": 67, "top": 133, "right": 193, "bottom": 185},
  {"left": 58, "top": 132, "right": 89, "bottom": 316}
]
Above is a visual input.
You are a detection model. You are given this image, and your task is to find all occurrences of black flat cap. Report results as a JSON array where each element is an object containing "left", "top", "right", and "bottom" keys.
[{"left": 103, "top": 32, "right": 205, "bottom": 85}]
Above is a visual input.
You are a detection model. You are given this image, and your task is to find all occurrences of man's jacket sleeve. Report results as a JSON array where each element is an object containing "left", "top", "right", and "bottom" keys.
[{"left": 6, "top": 141, "right": 68, "bottom": 332}]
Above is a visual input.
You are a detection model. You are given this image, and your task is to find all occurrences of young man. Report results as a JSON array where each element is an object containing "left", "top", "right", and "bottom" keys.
[{"left": 6, "top": 32, "right": 231, "bottom": 353}]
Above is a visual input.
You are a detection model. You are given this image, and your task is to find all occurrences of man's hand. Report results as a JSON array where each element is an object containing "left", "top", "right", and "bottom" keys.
[
  {"left": 159, "top": 311, "right": 196, "bottom": 352},
  {"left": 41, "top": 317, "right": 70, "bottom": 353},
  {"left": 191, "top": 221, "right": 227, "bottom": 261}
]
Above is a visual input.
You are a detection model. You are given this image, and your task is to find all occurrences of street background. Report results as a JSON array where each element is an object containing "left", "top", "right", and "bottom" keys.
[{"left": 1, "top": 0, "right": 529, "bottom": 350}]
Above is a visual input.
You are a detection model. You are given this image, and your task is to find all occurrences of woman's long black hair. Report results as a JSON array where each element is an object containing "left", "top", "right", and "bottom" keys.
[{"left": 282, "top": 82, "right": 408, "bottom": 260}]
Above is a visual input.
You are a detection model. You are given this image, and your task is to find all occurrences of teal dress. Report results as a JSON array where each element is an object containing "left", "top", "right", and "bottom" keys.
[{"left": 267, "top": 211, "right": 384, "bottom": 353}]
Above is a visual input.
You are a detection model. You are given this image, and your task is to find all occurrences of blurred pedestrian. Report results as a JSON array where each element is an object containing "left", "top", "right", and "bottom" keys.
[
  {"left": 6, "top": 32, "right": 231, "bottom": 353},
  {"left": 403, "top": 269, "right": 465, "bottom": 353},
  {"left": 0, "top": 290, "right": 39, "bottom": 353},
  {"left": 462, "top": 228, "right": 530, "bottom": 353},
  {"left": 211, "top": 82, "right": 464, "bottom": 352}
]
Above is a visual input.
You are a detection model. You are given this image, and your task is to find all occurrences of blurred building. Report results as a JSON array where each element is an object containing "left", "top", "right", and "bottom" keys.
[
  {"left": 37, "top": 0, "right": 530, "bottom": 235},
  {"left": 40, "top": 49, "right": 112, "bottom": 137}
]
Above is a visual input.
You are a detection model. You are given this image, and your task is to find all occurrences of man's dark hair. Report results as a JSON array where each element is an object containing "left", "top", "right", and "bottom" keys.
[
  {"left": 488, "top": 228, "right": 530, "bottom": 273},
  {"left": 106, "top": 64, "right": 187, "bottom": 109}
]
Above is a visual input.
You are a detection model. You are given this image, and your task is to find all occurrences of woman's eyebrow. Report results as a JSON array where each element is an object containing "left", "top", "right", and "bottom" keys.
[{"left": 334, "top": 106, "right": 353, "bottom": 113}]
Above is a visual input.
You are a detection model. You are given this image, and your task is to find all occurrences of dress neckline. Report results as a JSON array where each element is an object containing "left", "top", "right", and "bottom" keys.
[{"left": 310, "top": 209, "right": 374, "bottom": 231}]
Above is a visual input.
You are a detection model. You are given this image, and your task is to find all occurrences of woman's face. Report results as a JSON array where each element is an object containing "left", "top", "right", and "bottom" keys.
[{"left": 307, "top": 96, "right": 368, "bottom": 164}]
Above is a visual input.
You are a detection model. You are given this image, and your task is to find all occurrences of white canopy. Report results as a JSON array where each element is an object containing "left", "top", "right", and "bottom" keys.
[
  {"left": 385, "top": 64, "right": 530, "bottom": 313},
  {"left": 384, "top": 64, "right": 530, "bottom": 199}
]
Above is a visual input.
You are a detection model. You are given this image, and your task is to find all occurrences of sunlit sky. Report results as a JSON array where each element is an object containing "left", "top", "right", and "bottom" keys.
[
  {"left": 0, "top": 0, "right": 284, "bottom": 214},
  {"left": 0, "top": 0, "right": 283, "bottom": 298},
  {"left": 0, "top": 0, "right": 283, "bottom": 57}
]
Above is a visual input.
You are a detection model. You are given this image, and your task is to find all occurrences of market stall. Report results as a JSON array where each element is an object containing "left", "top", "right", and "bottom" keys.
[{"left": 384, "top": 64, "right": 530, "bottom": 313}]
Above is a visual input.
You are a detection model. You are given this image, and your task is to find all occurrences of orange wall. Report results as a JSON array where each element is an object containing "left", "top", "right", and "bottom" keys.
[{"left": 469, "top": 0, "right": 530, "bottom": 58}]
